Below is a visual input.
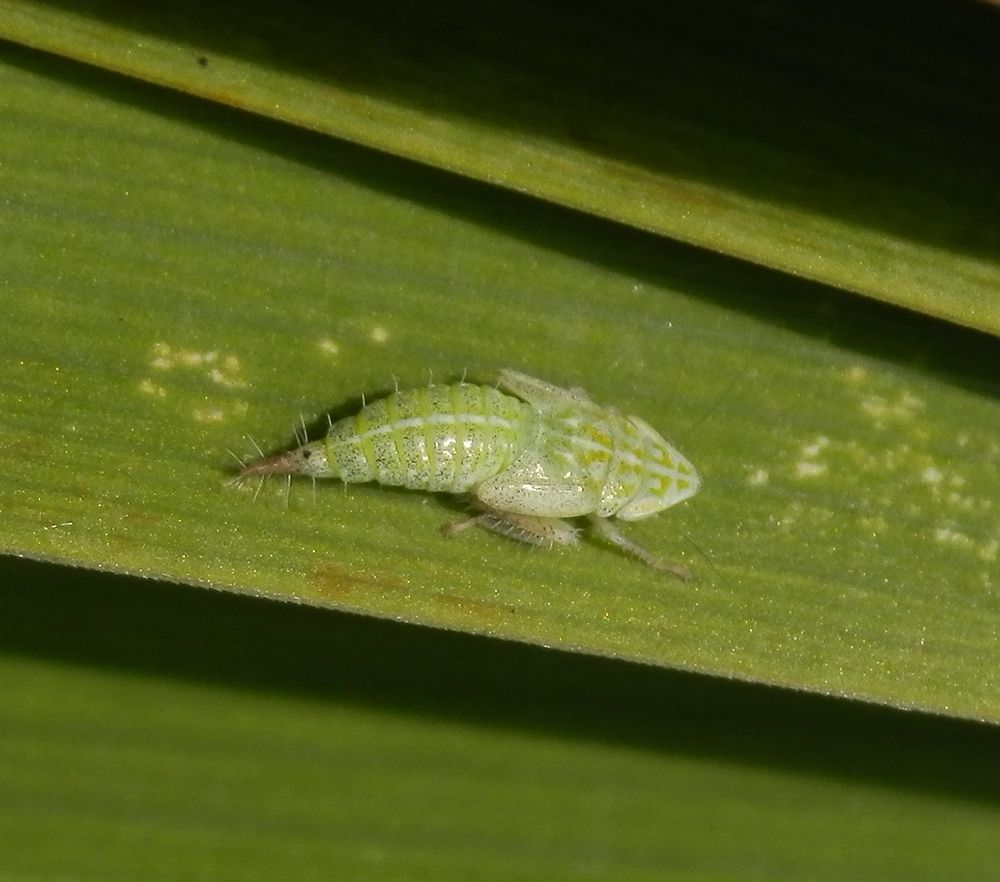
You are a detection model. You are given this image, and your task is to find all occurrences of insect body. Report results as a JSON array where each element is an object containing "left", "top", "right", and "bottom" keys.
[{"left": 239, "top": 370, "right": 700, "bottom": 577}]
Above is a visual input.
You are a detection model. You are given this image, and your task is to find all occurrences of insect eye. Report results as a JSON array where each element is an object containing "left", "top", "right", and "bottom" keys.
[{"left": 302, "top": 449, "right": 312, "bottom": 459}]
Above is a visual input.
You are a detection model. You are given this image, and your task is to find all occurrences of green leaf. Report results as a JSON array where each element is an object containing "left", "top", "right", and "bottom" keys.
[
  {"left": 2, "top": 4, "right": 1000, "bottom": 879},
  {"left": 2, "top": 558, "right": 999, "bottom": 881},
  {"left": 2, "top": 0, "right": 999, "bottom": 332},
  {"left": 2, "top": 37, "right": 998, "bottom": 723}
]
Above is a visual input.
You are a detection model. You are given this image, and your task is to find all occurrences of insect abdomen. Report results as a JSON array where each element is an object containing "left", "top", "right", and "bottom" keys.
[{"left": 323, "top": 383, "right": 537, "bottom": 493}]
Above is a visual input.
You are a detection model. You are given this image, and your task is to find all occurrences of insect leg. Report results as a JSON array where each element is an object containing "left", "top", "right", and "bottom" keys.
[
  {"left": 588, "top": 515, "right": 693, "bottom": 581},
  {"left": 443, "top": 506, "right": 580, "bottom": 548}
]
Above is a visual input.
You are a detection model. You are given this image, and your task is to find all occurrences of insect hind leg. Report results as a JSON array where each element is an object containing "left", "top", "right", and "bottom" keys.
[
  {"left": 443, "top": 506, "right": 580, "bottom": 548},
  {"left": 588, "top": 515, "right": 693, "bottom": 580}
]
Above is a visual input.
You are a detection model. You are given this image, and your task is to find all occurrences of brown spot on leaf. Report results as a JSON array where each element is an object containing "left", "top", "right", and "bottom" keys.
[
  {"left": 308, "top": 562, "right": 405, "bottom": 603},
  {"left": 430, "top": 592, "right": 519, "bottom": 629}
]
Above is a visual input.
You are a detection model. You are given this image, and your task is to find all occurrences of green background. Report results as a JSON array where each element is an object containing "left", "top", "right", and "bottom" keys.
[{"left": 1, "top": 0, "right": 998, "bottom": 877}]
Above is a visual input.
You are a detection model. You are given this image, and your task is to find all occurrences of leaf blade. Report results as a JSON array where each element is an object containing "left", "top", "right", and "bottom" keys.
[
  {"left": 1, "top": 37, "right": 998, "bottom": 722},
  {"left": 1, "top": 0, "right": 998, "bottom": 331}
]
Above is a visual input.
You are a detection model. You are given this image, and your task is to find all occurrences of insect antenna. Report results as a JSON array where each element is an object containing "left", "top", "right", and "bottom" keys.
[
  {"left": 682, "top": 531, "right": 721, "bottom": 583},
  {"left": 688, "top": 376, "right": 741, "bottom": 438}
]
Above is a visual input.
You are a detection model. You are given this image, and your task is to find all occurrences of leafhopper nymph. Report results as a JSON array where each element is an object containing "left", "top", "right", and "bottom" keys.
[{"left": 238, "top": 370, "right": 701, "bottom": 578}]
